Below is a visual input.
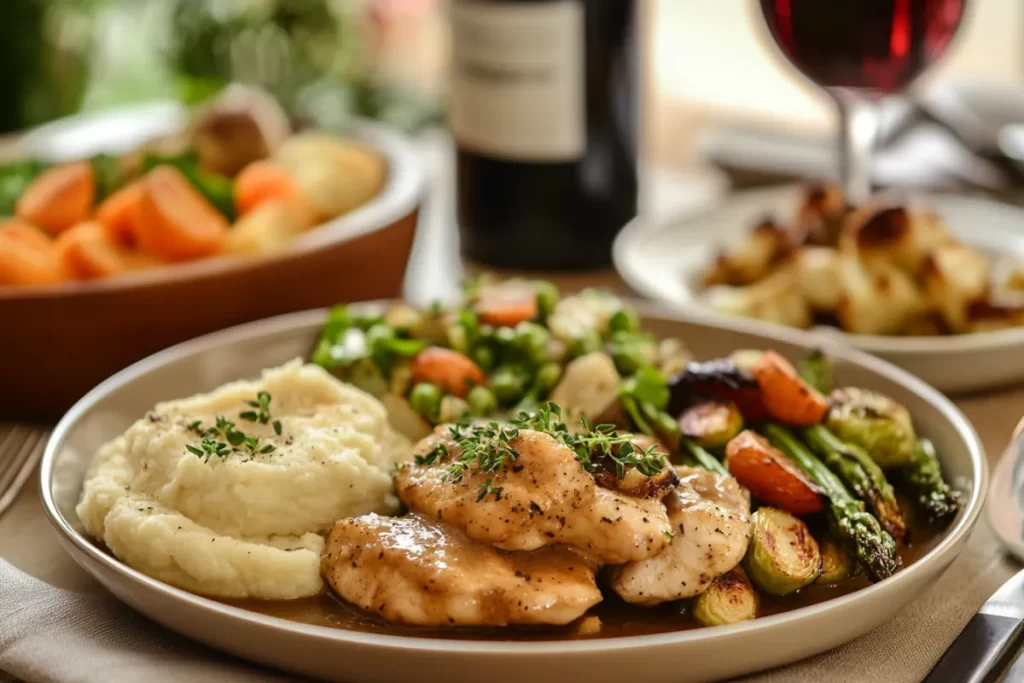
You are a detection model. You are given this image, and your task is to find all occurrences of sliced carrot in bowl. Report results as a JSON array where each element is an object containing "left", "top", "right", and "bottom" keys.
[
  {"left": 96, "top": 181, "right": 144, "bottom": 245},
  {"left": 411, "top": 347, "right": 487, "bottom": 398},
  {"left": 1, "top": 219, "right": 54, "bottom": 252},
  {"left": 234, "top": 161, "right": 303, "bottom": 216},
  {"left": 0, "top": 227, "right": 66, "bottom": 286},
  {"left": 56, "top": 221, "right": 128, "bottom": 280},
  {"left": 15, "top": 161, "right": 95, "bottom": 235},
  {"left": 752, "top": 351, "right": 830, "bottom": 427},
  {"left": 725, "top": 430, "right": 826, "bottom": 516},
  {"left": 131, "top": 166, "right": 229, "bottom": 261}
]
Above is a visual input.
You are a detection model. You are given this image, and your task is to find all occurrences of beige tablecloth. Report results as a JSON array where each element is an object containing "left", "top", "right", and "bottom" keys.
[{"left": 1, "top": 380, "right": 1023, "bottom": 683}]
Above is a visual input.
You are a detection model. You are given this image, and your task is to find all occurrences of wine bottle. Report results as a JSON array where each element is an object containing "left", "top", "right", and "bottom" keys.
[{"left": 450, "top": 0, "right": 639, "bottom": 270}]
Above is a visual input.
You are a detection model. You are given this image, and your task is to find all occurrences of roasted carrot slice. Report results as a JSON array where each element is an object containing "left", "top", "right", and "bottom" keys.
[
  {"left": 132, "top": 166, "right": 229, "bottom": 261},
  {"left": 725, "top": 430, "right": 826, "bottom": 515},
  {"left": 234, "top": 161, "right": 303, "bottom": 216},
  {"left": 96, "top": 181, "right": 144, "bottom": 245},
  {"left": 752, "top": 351, "right": 830, "bottom": 427},
  {"left": 15, "top": 161, "right": 95, "bottom": 235},
  {"left": 476, "top": 294, "right": 539, "bottom": 327},
  {"left": 0, "top": 229, "right": 65, "bottom": 286},
  {"left": 0, "top": 219, "right": 53, "bottom": 252},
  {"left": 411, "top": 347, "right": 487, "bottom": 398},
  {"left": 56, "top": 221, "right": 127, "bottom": 280}
]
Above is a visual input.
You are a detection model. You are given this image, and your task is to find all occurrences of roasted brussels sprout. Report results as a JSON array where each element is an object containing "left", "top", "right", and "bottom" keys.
[
  {"left": 693, "top": 567, "right": 759, "bottom": 627},
  {"left": 346, "top": 358, "right": 388, "bottom": 397},
  {"left": 827, "top": 387, "right": 916, "bottom": 468},
  {"left": 678, "top": 401, "right": 743, "bottom": 450},
  {"left": 744, "top": 507, "right": 821, "bottom": 596},
  {"left": 816, "top": 535, "right": 856, "bottom": 585}
]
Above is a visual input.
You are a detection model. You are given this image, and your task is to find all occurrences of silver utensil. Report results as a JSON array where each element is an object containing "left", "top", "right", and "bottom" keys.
[
  {"left": 925, "top": 568, "right": 1024, "bottom": 683},
  {"left": 0, "top": 426, "right": 49, "bottom": 517}
]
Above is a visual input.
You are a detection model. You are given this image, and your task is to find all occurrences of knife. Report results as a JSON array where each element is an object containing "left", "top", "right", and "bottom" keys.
[{"left": 925, "top": 568, "right": 1024, "bottom": 683}]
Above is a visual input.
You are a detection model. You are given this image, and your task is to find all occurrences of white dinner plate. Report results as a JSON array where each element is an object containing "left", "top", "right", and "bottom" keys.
[
  {"left": 614, "top": 184, "right": 1024, "bottom": 393},
  {"left": 41, "top": 304, "right": 985, "bottom": 683}
]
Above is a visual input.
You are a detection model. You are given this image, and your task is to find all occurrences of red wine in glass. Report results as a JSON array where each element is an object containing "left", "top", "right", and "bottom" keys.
[
  {"left": 759, "top": 0, "right": 967, "bottom": 202},
  {"left": 760, "top": 0, "right": 967, "bottom": 94}
]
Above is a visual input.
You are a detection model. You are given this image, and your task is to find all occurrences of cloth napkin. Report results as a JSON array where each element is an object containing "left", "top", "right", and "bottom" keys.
[{"left": 0, "top": 559, "right": 301, "bottom": 683}]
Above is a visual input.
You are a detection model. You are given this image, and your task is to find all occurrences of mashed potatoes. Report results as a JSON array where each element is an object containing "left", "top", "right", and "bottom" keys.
[{"left": 76, "top": 360, "right": 411, "bottom": 600}]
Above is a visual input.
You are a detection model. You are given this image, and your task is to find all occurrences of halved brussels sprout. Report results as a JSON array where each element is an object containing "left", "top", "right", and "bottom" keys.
[
  {"left": 693, "top": 567, "right": 759, "bottom": 627},
  {"left": 816, "top": 534, "right": 856, "bottom": 585},
  {"left": 827, "top": 387, "right": 916, "bottom": 468},
  {"left": 744, "top": 507, "right": 821, "bottom": 596},
  {"left": 678, "top": 400, "right": 743, "bottom": 451},
  {"left": 346, "top": 358, "right": 388, "bottom": 397}
]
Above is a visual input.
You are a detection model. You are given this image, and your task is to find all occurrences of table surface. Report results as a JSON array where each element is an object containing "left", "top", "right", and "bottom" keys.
[{"left": 4, "top": 134, "right": 1024, "bottom": 682}]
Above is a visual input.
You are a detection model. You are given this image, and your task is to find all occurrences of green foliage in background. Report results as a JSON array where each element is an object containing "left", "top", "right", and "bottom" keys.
[{"left": 0, "top": 0, "right": 441, "bottom": 135}]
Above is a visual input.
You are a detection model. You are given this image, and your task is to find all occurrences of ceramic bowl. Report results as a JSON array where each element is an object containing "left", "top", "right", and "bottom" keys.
[
  {"left": 0, "top": 117, "right": 425, "bottom": 419},
  {"left": 41, "top": 304, "right": 986, "bottom": 683}
]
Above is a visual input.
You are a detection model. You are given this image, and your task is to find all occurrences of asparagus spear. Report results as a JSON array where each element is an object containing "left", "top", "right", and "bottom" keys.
[
  {"left": 681, "top": 437, "right": 730, "bottom": 477},
  {"left": 763, "top": 423, "right": 900, "bottom": 582},
  {"left": 803, "top": 425, "right": 907, "bottom": 543},
  {"left": 902, "top": 438, "right": 960, "bottom": 523}
]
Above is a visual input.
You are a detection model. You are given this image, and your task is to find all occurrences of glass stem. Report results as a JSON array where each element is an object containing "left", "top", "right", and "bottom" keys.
[{"left": 832, "top": 90, "right": 877, "bottom": 205}]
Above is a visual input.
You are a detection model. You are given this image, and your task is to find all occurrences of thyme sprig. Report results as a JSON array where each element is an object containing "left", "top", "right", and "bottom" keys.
[
  {"left": 185, "top": 392, "right": 280, "bottom": 459},
  {"left": 414, "top": 402, "right": 667, "bottom": 501}
]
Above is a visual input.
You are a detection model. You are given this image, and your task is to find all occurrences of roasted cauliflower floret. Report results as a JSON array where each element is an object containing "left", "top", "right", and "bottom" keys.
[
  {"left": 792, "top": 246, "right": 842, "bottom": 311},
  {"left": 840, "top": 204, "right": 953, "bottom": 274},
  {"left": 835, "top": 256, "right": 925, "bottom": 336},
  {"left": 922, "top": 243, "right": 990, "bottom": 333},
  {"left": 701, "top": 219, "right": 792, "bottom": 287},
  {"left": 794, "top": 183, "right": 846, "bottom": 246},
  {"left": 704, "top": 268, "right": 812, "bottom": 329}
]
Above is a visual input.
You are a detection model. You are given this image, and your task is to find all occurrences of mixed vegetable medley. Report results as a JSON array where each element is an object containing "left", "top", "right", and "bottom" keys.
[
  {"left": 0, "top": 88, "right": 385, "bottom": 288},
  {"left": 311, "top": 278, "right": 960, "bottom": 628}
]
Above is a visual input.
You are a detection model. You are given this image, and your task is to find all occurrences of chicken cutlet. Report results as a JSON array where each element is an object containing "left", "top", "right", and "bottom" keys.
[
  {"left": 394, "top": 426, "right": 674, "bottom": 565},
  {"left": 322, "top": 513, "right": 601, "bottom": 627},
  {"left": 609, "top": 467, "right": 752, "bottom": 605}
]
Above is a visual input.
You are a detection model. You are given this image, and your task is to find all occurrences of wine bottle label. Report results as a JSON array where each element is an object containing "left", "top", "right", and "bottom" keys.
[{"left": 449, "top": 0, "right": 584, "bottom": 161}]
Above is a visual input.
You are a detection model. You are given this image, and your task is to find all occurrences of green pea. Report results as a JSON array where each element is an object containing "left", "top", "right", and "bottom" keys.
[
  {"left": 493, "top": 326, "right": 517, "bottom": 346},
  {"left": 409, "top": 382, "right": 442, "bottom": 423},
  {"left": 569, "top": 330, "right": 602, "bottom": 359},
  {"left": 608, "top": 307, "right": 640, "bottom": 334},
  {"left": 446, "top": 324, "right": 470, "bottom": 354},
  {"left": 535, "top": 281, "right": 559, "bottom": 319},
  {"left": 515, "top": 322, "right": 550, "bottom": 360},
  {"left": 467, "top": 385, "right": 498, "bottom": 416},
  {"left": 535, "top": 362, "right": 563, "bottom": 394},
  {"left": 471, "top": 344, "right": 495, "bottom": 372},
  {"left": 491, "top": 368, "right": 526, "bottom": 404}
]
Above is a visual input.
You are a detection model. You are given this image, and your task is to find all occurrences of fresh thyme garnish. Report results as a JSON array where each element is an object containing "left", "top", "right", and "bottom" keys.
[
  {"left": 414, "top": 402, "right": 667, "bottom": 501},
  {"left": 239, "top": 390, "right": 273, "bottom": 425},
  {"left": 184, "top": 392, "right": 280, "bottom": 460}
]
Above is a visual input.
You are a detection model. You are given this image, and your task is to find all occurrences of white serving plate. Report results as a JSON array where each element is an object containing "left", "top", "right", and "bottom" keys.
[
  {"left": 614, "top": 184, "right": 1024, "bottom": 393},
  {"left": 41, "top": 305, "right": 986, "bottom": 683}
]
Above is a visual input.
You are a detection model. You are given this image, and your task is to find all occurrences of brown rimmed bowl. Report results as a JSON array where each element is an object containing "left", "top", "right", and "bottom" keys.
[{"left": 0, "top": 119, "right": 425, "bottom": 419}]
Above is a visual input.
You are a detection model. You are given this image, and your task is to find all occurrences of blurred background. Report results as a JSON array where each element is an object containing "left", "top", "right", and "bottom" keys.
[{"left": 3, "top": 0, "right": 1022, "bottom": 187}]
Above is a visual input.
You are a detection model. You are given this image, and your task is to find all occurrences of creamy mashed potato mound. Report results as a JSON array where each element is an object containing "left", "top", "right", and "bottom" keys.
[{"left": 76, "top": 360, "right": 411, "bottom": 600}]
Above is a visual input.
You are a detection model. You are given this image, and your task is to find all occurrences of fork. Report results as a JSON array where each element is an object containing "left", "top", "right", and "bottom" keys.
[{"left": 0, "top": 426, "right": 49, "bottom": 517}]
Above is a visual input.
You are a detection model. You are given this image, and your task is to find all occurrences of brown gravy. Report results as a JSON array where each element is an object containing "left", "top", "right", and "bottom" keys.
[{"left": 222, "top": 495, "right": 947, "bottom": 641}]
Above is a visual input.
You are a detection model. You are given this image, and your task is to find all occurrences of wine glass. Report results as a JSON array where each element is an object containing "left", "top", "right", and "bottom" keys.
[{"left": 758, "top": 0, "right": 968, "bottom": 204}]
